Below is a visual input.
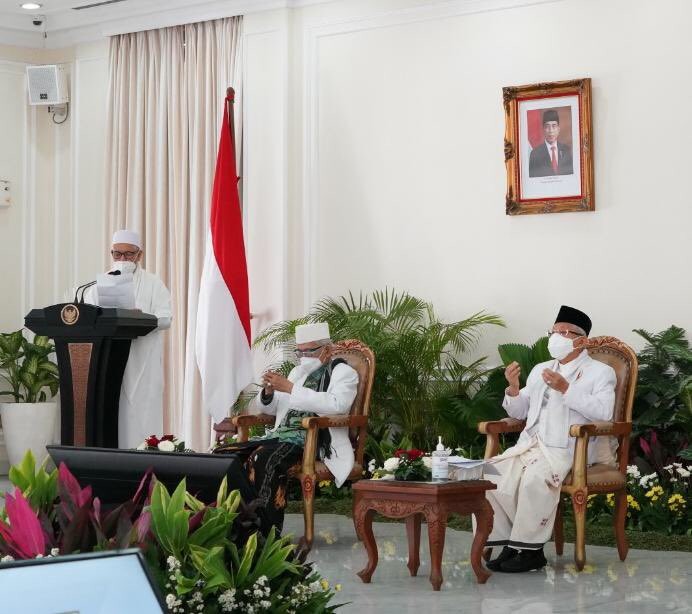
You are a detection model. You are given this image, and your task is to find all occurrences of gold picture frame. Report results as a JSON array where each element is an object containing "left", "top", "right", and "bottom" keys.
[{"left": 504, "top": 78, "right": 594, "bottom": 215}]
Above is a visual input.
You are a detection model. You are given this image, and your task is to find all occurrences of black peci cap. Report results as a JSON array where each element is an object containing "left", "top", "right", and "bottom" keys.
[
  {"left": 555, "top": 305, "right": 592, "bottom": 335},
  {"left": 542, "top": 109, "right": 559, "bottom": 124}
]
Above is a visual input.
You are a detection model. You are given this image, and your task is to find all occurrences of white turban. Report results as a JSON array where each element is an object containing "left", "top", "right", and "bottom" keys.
[
  {"left": 295, "top": 322, "right": 330, "bottom": 344},
  {"left": 112, "top": 229, "right": 142, "bottom": 248}
]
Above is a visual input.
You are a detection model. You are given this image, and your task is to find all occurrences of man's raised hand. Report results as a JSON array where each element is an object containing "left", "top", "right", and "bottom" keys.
[
  {"left": 263, "top": 371, "right": 294, "bottom": 394},
  {"left": 505, "top": 361, "right": 521, "bottom": 396}
]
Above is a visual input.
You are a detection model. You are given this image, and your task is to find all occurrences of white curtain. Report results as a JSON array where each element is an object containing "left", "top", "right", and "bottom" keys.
[{"left": 104, "top": 17, "right": 243, "bottom": 451}]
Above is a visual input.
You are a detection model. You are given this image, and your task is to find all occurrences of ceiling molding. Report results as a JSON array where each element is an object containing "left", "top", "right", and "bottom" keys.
[{"left": 0, "top": 0, "right": 338, "bottom": 49}]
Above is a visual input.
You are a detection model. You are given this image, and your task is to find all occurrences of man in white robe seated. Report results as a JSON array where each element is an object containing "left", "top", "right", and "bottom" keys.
[
  {"left": 84, "top": 230, "right": 172, "bottom": 448},
  {"left": 215, "top": 322, "right": 359, "bottom": 535},
  {"left": 484, "top": 305, "right": 616, "bottom": 573}
]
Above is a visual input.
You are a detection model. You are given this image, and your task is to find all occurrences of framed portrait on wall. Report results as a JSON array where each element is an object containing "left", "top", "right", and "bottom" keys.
[{"left": 503, "top": 78, "right": 594, "bottom": 215}]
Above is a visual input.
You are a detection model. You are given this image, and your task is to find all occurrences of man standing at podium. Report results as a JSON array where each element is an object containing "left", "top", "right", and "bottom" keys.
[{"left": 84, "top": 230, "right": 172, "bottom": 448}]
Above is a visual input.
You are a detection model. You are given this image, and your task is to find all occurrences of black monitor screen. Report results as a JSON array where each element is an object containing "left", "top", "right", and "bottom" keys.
[{"left": 47, "top": 445, "right": 236, "bottom": 504}]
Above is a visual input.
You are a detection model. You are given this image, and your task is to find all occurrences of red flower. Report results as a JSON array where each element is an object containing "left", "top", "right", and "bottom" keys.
[
  {"left": 161, "top": 434, "right": 175, "bottom": 442},
  {"left": 394, "top": 448, "right": 424, "bottom": 461},
  {"left": 145, "top": 435, "right": 160, "bottom": 447}
]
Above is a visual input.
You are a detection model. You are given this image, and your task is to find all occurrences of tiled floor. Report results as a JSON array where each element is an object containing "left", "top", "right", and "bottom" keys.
[{"left": 284, "top": 514, "right": 692, "bottom": 614}]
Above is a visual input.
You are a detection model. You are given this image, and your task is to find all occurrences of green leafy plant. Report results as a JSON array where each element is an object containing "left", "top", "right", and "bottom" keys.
[
  {"left": 365, "top": 434, "right": 415, "bottom": 470},
  {"left": 0, "top": 330, "right": 59, "bottom": 403},
  {"left": 439, "top": 336, "right": 550, "bottom": 456},
  {"left": 631, "top": 325, "right": 692, "bottom": 470},
  {"left": 392, "top": 449, "right": 431, "bottom": 481},
  {"left": 316, "top": 479, "right": 351, "bottom": 500},
  {"left": 1, "top": 451, "right": 344, "bottom": 613},
  {"left": 255, "top": 288, "right": 504, "bottom": 450},
  {"left": 6, "top": 450, "right": 57, "bottom": 514}
]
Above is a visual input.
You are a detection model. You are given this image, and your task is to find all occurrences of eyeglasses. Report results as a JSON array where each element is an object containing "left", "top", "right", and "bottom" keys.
[
  {"left": 294, "top": 344, "right": 328, "bottom": 358},
  {"left": 111, "top": 249, "right": 140, "bottom": 260},
  {"left": 548, "top": 329, "right": 584, "bottom": 339}
]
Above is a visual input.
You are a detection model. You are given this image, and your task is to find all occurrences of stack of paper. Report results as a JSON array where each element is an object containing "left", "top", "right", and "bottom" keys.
[
  {"left": 96, "top": 273, "right": 136, "bottom": 309},
  {"left": 448, "top": 456, "right": 486, "bottom": 468},
  {"left": 447, "top": 456, "right": 495, "bottom": 481}
]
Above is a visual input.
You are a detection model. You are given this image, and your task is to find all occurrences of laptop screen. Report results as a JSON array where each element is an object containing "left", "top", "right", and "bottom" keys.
[{"left": 0, "top": 549, "right": 165, "bottom": 614}]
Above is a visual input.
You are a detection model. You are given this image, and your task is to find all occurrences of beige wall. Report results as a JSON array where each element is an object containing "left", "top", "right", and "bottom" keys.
[
  {"left": 0, "top": 40, "right": 109, "bottom": 332},
  {"left": 247, "top": 0, "right": 692, "bottom": 361},
  {"left": 0, "top": 40, "right": 108, "bottom": 471},
  {"left": 0, "top": 59, "right": 28, "bottom": 334}
]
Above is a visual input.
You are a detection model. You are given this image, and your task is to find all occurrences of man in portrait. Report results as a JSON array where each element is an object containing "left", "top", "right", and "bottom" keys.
[{"left": 528, "top": 109, "right": 573, "bottom": 177}]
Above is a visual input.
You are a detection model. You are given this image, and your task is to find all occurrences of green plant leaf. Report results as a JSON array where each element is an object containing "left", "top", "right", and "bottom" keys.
[
  {"left": 149, "top": 481, "right": 174, "bottom": 554},
  {"left": 234, "top": 531, "right": 257, "bottom": 587},
  {"left": 189, "top": 544, "right": 233, "bottom": 589}
]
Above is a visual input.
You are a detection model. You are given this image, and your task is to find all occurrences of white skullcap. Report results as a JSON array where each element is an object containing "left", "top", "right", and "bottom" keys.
[
  {"left": 295, "top": 322, "right": 330, "bottom": 344},
  {"left": 112, "top": 229, "right": 142, "bottom": 248}
]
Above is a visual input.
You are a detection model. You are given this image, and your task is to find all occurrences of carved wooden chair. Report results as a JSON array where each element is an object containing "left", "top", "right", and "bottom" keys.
[
  {"left": 477, "top": 336, "right": 638, "bottom": 571},
  {"left": 214, "top": 340, "right": 375, "bottom": 551}
]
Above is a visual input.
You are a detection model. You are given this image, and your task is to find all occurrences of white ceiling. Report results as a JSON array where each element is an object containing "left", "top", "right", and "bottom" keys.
[{"left": 0, "top": 0, "right": 331, "bottom": 48}]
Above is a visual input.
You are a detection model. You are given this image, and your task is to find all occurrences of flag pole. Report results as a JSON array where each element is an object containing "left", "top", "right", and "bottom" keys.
[
  {"left": 226, "top": 86, "right": 236, "bottom": 144},
  {"left": 225, "top": 86, "right": 252, "bottom": 320}
]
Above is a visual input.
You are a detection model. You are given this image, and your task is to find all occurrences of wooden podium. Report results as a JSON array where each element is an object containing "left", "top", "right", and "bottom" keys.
[{"left": 25, "top": 304, "right": 157, "bottom": 448}]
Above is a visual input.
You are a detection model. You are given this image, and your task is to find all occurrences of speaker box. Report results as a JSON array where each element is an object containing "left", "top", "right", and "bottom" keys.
[{"left": 26, "top": 64, "right": 69, "bottom": 106}]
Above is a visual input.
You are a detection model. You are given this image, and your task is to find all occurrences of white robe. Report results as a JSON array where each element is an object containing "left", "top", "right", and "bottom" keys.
[
  {"left": 483, "top": 350, "right": 616, "bottom": 549},
  {"left": 247, "top": 360, "right": 359, "bottom": 487},
  {"left": 84, "top": 268, "right": 172, "bottom": 448}
]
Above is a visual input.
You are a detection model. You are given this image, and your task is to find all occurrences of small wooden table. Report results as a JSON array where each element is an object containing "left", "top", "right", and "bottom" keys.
[{"left": 352, "top": 479, "right": 496, "bottom": 590}]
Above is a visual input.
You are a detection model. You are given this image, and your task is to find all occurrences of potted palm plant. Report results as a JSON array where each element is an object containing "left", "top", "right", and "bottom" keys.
[
  {"left": 254, "top": 288, "right": 504, "bottom": 451},
  {"left": 0, "top": 330, "right": 60, "bottom": 467}
]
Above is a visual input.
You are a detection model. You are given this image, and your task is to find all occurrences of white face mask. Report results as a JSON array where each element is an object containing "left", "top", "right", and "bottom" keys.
[
  {"left": 111, "top": 260, "right": 137, "bottom": 274},
  {"left": 548, "top": 333, "right": 574, "bottom": 360},
  {"left": 299, "top": 357, "right": 322, "bottom": 371}
]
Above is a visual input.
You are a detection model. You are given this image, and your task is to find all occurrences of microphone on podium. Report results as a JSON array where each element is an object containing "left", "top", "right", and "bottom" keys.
[{"left": 73, "top": 280, "right": 96, "bottom": 304}]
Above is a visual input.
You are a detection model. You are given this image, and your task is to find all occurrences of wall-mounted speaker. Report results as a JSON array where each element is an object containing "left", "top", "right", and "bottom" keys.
[{"left": 26, "top": 64, "right": 69, "bottom": 106}]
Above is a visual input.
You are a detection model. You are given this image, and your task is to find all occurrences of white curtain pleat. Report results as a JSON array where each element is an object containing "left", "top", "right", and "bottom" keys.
[{"left": 104, "top": 17, "right": 243, "bottom": 451}]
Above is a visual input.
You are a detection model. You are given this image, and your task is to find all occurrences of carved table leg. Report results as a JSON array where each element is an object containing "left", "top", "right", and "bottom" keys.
[
  {"left": 425, "top": 505, "right": 447, "bottom": 591},
  {"left": 406, "top": 513, "right": 422, "bottom": 576},
  {"left": 355, "top": 501, "right": 378, "bottom": 584},
  {"left": 470, "top": 499, "right": 493, "bottom": 584}
]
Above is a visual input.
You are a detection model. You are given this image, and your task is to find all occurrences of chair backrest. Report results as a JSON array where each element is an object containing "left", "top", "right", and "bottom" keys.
[
  {"left": 330, "top": 339, "right": 376, "bottom": 466},
  {"left": 583, "top": 336, "right": 638, "bottom": 424},
  {"left": 584, "top": 336, "right": 638, "bottom": 470}
]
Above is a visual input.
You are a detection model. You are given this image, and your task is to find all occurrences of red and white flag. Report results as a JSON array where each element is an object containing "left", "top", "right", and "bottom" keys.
[{"left": 196, "top": 89, "right": 253, "bottom": 424}]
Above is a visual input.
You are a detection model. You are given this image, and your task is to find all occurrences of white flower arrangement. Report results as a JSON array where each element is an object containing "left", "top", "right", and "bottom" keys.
[
  {"left": 138, "top": 434, "right": 189, "bottom": 452},
  {"left": 370, "top": 450, "right": 432, "bottom": 481}
]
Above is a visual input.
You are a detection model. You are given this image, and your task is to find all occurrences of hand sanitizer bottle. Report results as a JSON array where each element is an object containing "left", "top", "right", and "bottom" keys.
[{"left": 432, "top": 436, "right": 449, "bottom": 481}]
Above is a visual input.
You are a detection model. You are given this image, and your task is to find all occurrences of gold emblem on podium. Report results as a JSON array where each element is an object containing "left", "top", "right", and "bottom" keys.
[{"left": 60, "top": 304, "right": 80, "bottom": 325}]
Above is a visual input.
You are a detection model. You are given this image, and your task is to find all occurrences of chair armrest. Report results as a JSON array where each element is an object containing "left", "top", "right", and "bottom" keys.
[
  {"left": 565, "top": 422, "right": 631, "bottom": 490},
  {"left": 478, "top": 418, "right": 526, "bottom": 459},
  {"left": 300, "top": 415, "right": 368, "bottom": 429},
  {"left": 569, "top": 421, "right": 632, "bottom": 438},
  {"left": 228, "top": 414, "right": 275, "bottom": 443},
  {"left": 298, "top": 415, "right": 368, "bottom": 476},
  {"left": 232, "top": 414, "right": 276, "bottom": 428},
  {"left": 478, "top": 418, "right": 526, "bottom": 435}
]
